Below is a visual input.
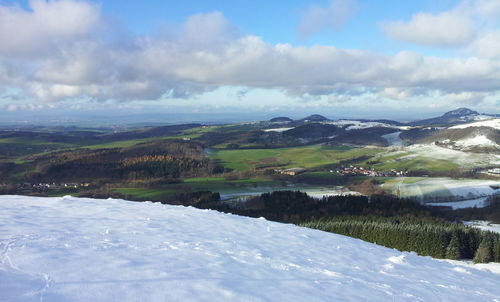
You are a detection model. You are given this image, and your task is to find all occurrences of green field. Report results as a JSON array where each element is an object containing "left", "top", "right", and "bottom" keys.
[
  {"left": 211, "top": 145, "right": 384, "bottom": 172},
  {"left": 364, "top": 154, "right": 459, "bottom": 172},
  {"left": 112, "top": 187, "right": 183, "bottom": 200}
]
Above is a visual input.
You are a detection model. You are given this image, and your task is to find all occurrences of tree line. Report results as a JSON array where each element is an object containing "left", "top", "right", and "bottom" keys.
[
  {"left": 301, "top": 216, "right": 500, "bottom": 263},
  {"left": 184, "top": 190, "right": 499, "bottom": 263}
]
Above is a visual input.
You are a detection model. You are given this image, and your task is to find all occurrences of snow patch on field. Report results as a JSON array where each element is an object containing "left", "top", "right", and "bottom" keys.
[
  {"left": 264, "top": 127, "right": 295, "bottom": 132},
  {"left": 464, "top": 221, "right": 500, "bottom": 234},
  {"left": 427, "top": 197, "right": 488, "bottom": 209},
  {"left": 1, "top": 195, "right": 500, "bottom": 301},
  {"left": 449, "top": 118, "right": 500, "bottom": 130}
]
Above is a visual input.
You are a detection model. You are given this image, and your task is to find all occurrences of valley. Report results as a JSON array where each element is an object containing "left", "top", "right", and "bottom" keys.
[{"left": 0, "top": 108, "right": 497, "bottom": 205}]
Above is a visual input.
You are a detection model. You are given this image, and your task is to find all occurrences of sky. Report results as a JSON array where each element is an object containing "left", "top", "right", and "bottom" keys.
[{"left": 0, "top": 0, "right": 499, "bottom": 123}]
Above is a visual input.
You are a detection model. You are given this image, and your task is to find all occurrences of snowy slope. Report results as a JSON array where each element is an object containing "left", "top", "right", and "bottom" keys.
[
  {"left": 449, "top": 118, "right": 500, "bottom": 129},
  {"left": 1, "top": 195, "right": 500, "bottom": 302}
]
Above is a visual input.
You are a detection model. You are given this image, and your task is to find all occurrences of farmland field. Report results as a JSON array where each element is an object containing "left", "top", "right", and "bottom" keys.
[{"left": 211, "top": 145, "right": 384, "bottom": 172}]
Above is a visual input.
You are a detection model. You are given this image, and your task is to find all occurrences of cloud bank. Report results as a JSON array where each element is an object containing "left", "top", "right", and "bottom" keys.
[{"left": 0, "top": 0, "right": 500, "bottom": 109}]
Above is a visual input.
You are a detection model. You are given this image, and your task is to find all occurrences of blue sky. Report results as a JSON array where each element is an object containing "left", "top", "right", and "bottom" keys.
[
  {"left": 0, "top": 0, "right": 499, "bottom": 122},
  {"left": 100, "top": 0, "right": 458, "bottom": 55}
]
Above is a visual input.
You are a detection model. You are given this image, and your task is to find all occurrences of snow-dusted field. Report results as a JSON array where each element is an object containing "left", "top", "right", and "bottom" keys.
[
  {"left": 1, "top": 195, "right": 500, "bottom": 302},
  {"left": 453, "top": 135, "right": 499, "bottom": 150},
  {"left": 399, "top": 144, "right": 500, "bottom": 168}
]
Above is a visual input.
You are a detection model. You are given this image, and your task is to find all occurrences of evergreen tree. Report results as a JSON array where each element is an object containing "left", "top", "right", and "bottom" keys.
[
  {"left": 473, "top": 234, "right": 494, "bottom": 263},
  {"left": 493, "top": 237, "right": 500, "bottom": 262},
  {"left": 445, "top": 232, "right": 461, "bottom": 260}
]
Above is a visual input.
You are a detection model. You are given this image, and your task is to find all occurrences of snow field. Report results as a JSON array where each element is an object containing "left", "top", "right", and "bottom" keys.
[{"left": 0, "top": 195, "right": 500, "bottom": 301}]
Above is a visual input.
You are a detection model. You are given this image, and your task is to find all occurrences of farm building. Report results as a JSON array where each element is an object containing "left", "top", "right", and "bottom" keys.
[{"left": 280, "top": 168, "right": 307, "bottom": 176}]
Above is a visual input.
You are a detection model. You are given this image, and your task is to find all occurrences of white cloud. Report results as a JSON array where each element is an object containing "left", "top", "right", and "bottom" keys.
[
  {"left": 296, "top": 0, "right": 356, "bottom": 38},
  {"left": 382, "top": 0, "right": 500, "bottom": 50},
  {"left": 0, "top": 0, "right": 101, "bottom": 57},
  {"left": 473, "top": 31, "right": 500, "bottom": 59},
  {"left": 475, "top": 0, "right": 500, "bottom": 17},
  {"left": 382, "top": 10, "right": 476, "bottom": 48},
  {"left": 444, "top": 91, "right": 489, "bottom": 104}
]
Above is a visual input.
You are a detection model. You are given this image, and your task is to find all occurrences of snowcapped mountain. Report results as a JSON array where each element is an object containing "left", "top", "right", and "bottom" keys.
[
  {"left": 410, "top": 108, "right": 495, "bottom": 126},
  {"left": 1, "top": 195, "right": 500, "bottom": 302}
]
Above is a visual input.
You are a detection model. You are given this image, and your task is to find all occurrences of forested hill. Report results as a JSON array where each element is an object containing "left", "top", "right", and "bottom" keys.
[{"left": 25, "top": 140, "right": 222, "bottom": 182}]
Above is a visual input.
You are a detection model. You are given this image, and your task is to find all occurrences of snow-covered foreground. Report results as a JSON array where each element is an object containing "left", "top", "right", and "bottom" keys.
[{"left": 1, "top": 196, "right": 500, "bottom": 302}]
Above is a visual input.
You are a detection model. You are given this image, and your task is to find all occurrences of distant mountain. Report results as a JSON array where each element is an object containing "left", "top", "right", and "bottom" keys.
[
  {"left": 269, "top": 117, "right": 293, "bottom": 123},
  {"left": 409, "top": 108, "right": 491, "bottom": 126},
  {"left": 442, "top": 108, "right": 479, "bottom": 117},
  {"left": 298, "top": 114, "right": 330, "bottom": 122}
]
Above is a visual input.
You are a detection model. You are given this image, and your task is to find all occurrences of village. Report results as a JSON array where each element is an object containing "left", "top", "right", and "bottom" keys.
[
  {"left": 335, "top": 165, "right": 408, "bottom": 177},
  {"left": 0, "top": 182, "right": 92, "bottom": 191},
  {"left": 278, "top": 166, "right": 408, "bottom": 177}
]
